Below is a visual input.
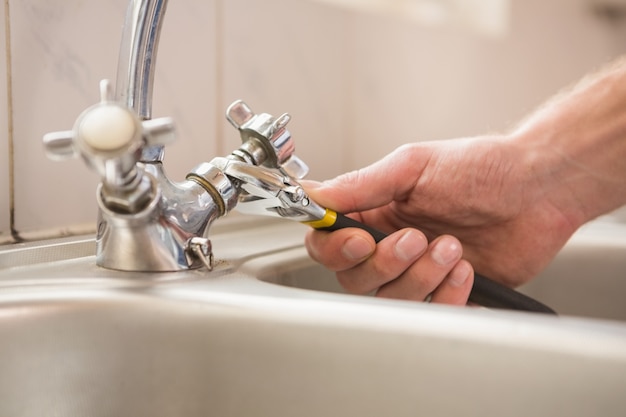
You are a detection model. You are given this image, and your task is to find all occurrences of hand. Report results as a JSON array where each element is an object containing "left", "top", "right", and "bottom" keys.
[
  {"left": 304, "top": 57, "right": 626, "bottom": 305},
  {"left": 303, "top": 135, "right": 580, "bottom": 302},
  {"left": 305, "top": 223, "right": 474, "bottom": 305}
]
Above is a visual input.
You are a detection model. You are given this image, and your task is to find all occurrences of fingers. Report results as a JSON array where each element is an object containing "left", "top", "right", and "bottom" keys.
[
  {"left": 304, "top": 226, "right": 377, "bottom": 272},
  {"left": 305, "top": 227, "right": 473, "bottom": 306},
  {"left": 429, "top": 259, "right": 474, "bottom": 305},
  {"left": 375, "top": 235, "right": 471, "bottom": 304},
  {"left": 336, "top": 229, "right": 429, "bottom": 295}
]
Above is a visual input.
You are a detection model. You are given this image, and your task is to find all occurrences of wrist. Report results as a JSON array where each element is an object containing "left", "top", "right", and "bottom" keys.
[{"left": 509, "top": 62, "right": 626, "bottom": 226}]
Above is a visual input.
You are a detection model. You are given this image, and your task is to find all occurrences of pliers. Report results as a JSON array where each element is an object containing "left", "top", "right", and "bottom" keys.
[{"left": 222, "top": 160, "right": 557, "bottom": 315}]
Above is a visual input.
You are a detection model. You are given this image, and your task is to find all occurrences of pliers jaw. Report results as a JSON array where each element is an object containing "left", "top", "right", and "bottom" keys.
[
  {"left": 219, "top": 159, "right": 326, "bottom": 223},
  {"left": 220, "top": 100, "right": 326, "bottom": 223}
]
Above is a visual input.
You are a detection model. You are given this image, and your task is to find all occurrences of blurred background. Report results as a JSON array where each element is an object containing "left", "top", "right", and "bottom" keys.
[{"left": 1, "top": 0, "right": 625, "bottom": 242}]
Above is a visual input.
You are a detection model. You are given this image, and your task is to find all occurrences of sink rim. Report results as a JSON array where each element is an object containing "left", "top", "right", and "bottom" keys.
[
  {"left": 1, "top": 219, "right": 626, "bottom": 417},
  {"left": 1, "top": 218, "right": 626, "bottom": 360},
  {"left": 1, "top": 267, "right": 626, "bottom": 362}
]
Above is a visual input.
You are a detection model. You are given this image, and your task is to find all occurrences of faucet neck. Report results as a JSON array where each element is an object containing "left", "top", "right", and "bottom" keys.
[{"left": 115, "top": 0, "right": 168, "bottom": 120}]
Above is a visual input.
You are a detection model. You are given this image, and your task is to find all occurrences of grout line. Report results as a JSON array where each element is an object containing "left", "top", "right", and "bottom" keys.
[
  {"left": 214, "top": 0, "right": 224, "bottom": 157},
  {"left": 4, "top": 0, "right": 19, "bottom": 243},
  {"left": 342, "top": 10, "right": 356, "bottom": 172}
]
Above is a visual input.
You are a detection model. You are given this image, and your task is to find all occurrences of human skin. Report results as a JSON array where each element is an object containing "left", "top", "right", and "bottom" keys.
[{"left": 304, "top": 57, "right": 626, "bottom": 306}]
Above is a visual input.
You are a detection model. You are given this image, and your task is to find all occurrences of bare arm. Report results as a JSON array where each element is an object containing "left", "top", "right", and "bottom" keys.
[{"left": 304, "top": 56, "right": 626, "bottom": 304}]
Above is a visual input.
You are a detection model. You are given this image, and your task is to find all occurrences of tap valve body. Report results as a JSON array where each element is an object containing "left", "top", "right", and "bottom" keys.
[
  {"left": 44, "top": 80, "right": 175, "bottom": 214},
  {"left": 43, "top": 80, "right": 307, "bottom": 272}
]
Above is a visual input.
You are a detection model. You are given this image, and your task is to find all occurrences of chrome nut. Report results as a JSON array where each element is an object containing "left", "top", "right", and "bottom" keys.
[
  {"left": 186, "top": 160, "right": 238, "bottom": 216},
  {"left": 100, "top": 172, "right": 155, "bottom": 214}
]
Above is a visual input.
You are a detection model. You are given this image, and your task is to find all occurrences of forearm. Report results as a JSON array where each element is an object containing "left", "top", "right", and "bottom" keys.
[{"left": 511, "top": 56, "right": 626, "bottom": 227}]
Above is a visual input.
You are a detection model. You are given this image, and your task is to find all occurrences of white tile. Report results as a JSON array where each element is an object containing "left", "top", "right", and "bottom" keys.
[
  {"left": 11, "top": 0, "right": 125, "bottom": 236},
  {"left": 8, "top": 0, "right": 624, "bottom": 238},
  {"left": 151, "top": 0, "right": 218, "bottom": 182},
  {"left": 221, "top": 0, "right": 349, "bottom": 181},
  {"left": 0, "top": 2, "right": 11, "bottom": 241},
  {"left": 347, "top": 0, "right": 617, "bottom": 169},
  {"left": 11, "top": 0, "right": 217, "bottom": 237}
]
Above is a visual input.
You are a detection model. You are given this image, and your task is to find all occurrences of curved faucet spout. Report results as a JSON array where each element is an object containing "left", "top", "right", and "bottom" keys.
[
  {"left": 43, "top": 1, "right": 310, "bottom": 272},
  {"left": 116, "top": 0, "right": 168, "bottom": 121}
]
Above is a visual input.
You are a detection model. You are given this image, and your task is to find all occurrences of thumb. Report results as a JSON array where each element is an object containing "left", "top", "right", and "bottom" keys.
[{"left": 300, "top": 145, "right": 426, "bottom": 214}]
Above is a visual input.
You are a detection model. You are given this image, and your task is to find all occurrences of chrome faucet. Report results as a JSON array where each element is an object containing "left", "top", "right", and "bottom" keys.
[
  {"left": 116, "top": 0, "right": 168, "bottom": 159},
  {"left": 40, "top": 1, "right": 560, "bottom": 315},
  {"left": 41, "top": 0, "right": 312, "bottom": 272}
]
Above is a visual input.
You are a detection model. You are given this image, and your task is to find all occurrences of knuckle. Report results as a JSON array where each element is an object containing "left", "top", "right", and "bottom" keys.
[
  {"left": 407, "top": 265, "right": 446, "bottom": 294},
  {"left": 337, "top": 272, "right": 374, "bottom": 295}
]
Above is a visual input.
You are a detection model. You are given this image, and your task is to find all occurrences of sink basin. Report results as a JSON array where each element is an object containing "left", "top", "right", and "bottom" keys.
[
  {"left": 1, "top": 217, "right": 625, "bottom": 416},
  {"left": 255, "top": 220, "right": 626, "bottom": 322}
]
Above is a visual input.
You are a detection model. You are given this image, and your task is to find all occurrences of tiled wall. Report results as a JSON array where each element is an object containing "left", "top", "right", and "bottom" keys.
[
  {"left": 1, "top": 0, "right": 624, "bottom": 242},
  {"left": 1, "top": 1, "right": 9, "bottom": 240}
]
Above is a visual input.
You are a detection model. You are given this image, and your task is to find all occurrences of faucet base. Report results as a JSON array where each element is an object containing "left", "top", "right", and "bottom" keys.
[{"left": 95, "top": 182, "right": 209, "bottom": 272}]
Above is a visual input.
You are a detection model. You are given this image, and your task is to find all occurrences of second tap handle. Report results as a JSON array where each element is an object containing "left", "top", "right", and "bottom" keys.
[{"left": 226, "top": 100, "right": 309, "bottom": 179}]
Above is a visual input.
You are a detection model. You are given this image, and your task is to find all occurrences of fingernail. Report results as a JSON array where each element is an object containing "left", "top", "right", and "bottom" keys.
[
  {"left": 448, "top": 261, "right": 471, "bottom": 287},
  {"left": 431, "top": 236, "right": 462, "bottom": 266},
  {"left": 342, "top": 235, "right": 374, "bottom": 260},
  {"left": 394, "top": 230, "right": 427, "bottom": 261},
  {"left": 300, "top": 180, "right": 322, "bottom": 191}
]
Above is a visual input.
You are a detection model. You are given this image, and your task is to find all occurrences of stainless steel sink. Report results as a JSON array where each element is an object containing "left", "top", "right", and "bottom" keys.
[
  {"left": 256, "top": 220, "right": 626, "bottom": 322},
  {"left": 1, "top": 217, "right": 625, "bottom": 416}
]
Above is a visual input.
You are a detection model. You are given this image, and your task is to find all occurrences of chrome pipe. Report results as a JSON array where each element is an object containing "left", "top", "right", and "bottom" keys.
[{"left": 115, "top": 0, "right": 168, "bottom": 120}]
